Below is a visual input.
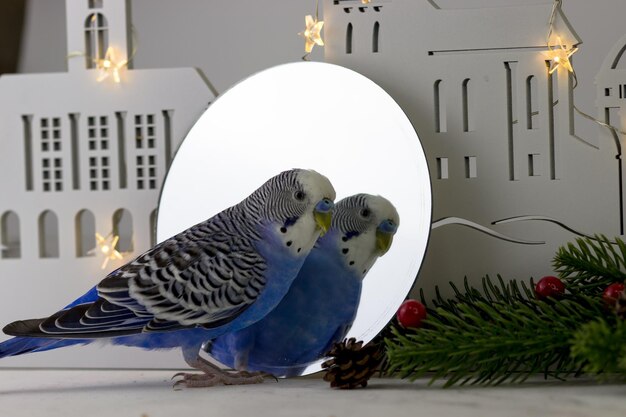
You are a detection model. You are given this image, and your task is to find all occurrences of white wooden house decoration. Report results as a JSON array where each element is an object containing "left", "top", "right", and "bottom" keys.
[
  {"left": 0, "top": 0, "right": 214, "bottom": 368},
  {"left": 596, "top": 32, "right": 626, "bottom": 236},
  {"left": 323, "top": 0, "right": 622, "bottom": 295}
]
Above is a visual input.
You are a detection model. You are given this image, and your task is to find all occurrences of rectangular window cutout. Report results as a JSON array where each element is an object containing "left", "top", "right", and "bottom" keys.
[
  {"left": 547, "top": 63, "right": 557, "bottom": 180},
  {"left": 69, "top": 113, "right": 80, "bottom": 190},
  {"left": 115, "top": 111, "right": 127, "bottom": 189},
  {"left": 436, "top": 157, "right": 449, "bottom": 179},
  {"left": 434, "top": 80, "right": 447, "bottom": 133},
  {"left": 465, "top": 156, "right": 477, "bottom": 178},
  {"left": 605, "top": 88, "right": 612, "bottom": 97},
  {"left": 528, "top": 153, "right": 541, "bottom": 176},
  {"left": 505, "top": 61, "right": 518, "bottom": 181},
  {"left": 22, "top": 115, "right": 34, "bottom": 191},
  {"left": 163, "top": 110, "right": 174, "bottom": 169}
]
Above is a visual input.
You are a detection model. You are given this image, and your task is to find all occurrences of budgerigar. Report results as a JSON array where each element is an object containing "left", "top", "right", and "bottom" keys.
[
  {"left": 206, "top": 194, "right": 399, "bottom": 377},
  {"left": 1, "top": 168, "right": 336, "bottom": 387}
]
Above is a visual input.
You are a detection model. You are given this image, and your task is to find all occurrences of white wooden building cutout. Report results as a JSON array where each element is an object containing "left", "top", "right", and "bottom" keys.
[
  {"left": 0, "top": 0, "right": 215, "bottom": 368},
  {"left": 323, "top": 0, "right": 621, "bottom": 295}
]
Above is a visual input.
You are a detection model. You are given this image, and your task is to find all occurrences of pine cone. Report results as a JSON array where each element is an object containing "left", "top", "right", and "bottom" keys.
[
  {"left": 616, "top": 284, "right": 626, "bottom": 320},
  {"left": 321, "top": 338, "right": 385, "bottom": 389}
]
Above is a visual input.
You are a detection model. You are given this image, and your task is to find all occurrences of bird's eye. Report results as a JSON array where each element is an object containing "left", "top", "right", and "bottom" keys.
[
  {"left": 294, "top": 190, "right": 306, "bottom": 201},
  {"left": 360, "top": 208, "right": 371, "bottom": 218}
]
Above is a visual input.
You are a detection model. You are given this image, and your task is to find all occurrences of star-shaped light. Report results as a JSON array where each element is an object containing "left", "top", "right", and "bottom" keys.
[
  {"left": 545, "top": 36, "right": 578, "bottom": 74},
  {"left": 94, "top": 232, "right": 124, "bottom": 269},
  {"left": 96, "top": 46, "right": 128, "bottom": 83},
  {"left": 299, "top": 15, "right": 324, "bottom": 54}
]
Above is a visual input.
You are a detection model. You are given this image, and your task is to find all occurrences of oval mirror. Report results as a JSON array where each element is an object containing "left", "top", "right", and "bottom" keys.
[{"left": 157, "top": 61, "right": 432, "bottom": 375}]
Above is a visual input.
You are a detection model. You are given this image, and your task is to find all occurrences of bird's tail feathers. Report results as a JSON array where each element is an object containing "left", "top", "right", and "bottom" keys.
[{"left": 0, "top": 336, "right": 87, "bottom": 358}]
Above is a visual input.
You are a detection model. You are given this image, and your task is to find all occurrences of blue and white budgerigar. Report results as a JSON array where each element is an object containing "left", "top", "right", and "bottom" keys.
[
  {"left": 1, "top": 168, "right": 336, "bottom": 387},
  {"left": 206, "top": 193, "right": 399, "bottom": 377}
]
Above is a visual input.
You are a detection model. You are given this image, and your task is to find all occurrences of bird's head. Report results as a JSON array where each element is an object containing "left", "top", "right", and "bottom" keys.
[{"left": 328, "top": 194, "right": 399, "bottom": 278}]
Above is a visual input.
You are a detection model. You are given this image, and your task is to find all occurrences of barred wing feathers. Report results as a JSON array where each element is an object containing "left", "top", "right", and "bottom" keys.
[{"left": 5, "top": 214, "right": 268, "bottom": 338}]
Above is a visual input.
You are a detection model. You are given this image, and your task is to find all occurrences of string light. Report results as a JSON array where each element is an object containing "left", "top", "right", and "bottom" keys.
[
  {"left": 67, "top": 26, "right": 137, "bottom": 83},
  {"left": 544, "top": 0, "right": 626, "bottom": 136},
  {"left": 545, "top": 36, "right": 577, "bottom": 74},
  {"left": 300, "top": 15, "right": 324, "bottom": 54},
  {"left": 96, "top": 46, "right": 128, "bottom": 83},
  {"left": 94, "top": 232, "right": 124, "bottom": 269},
  {"left": 299, "top": 0, "right": 324, "bottom": 60}
]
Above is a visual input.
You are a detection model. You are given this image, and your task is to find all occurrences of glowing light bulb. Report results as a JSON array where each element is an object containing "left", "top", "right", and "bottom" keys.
[
  {"left": 96, "top": 46, "right": 127, "bottom": 83},
  {"left": 299, "top": 15, "right": 324, "bottom": 54},
  {"left": 545, "top": 36, "right": 577, "bottom": 74},
  {"left": 94, "top": 232, "right": 124, "bottom": 269}
]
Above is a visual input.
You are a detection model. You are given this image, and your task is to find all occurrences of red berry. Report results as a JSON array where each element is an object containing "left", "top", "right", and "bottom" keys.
[
  {"left": 535, "top": 276, "right": 565, "bottom": 299},
  {"left": 396, "top": 299, "right": 427, "bottom": 328},
  {"left": 602, "top": 283, "right": 625, "bottom": 306}
]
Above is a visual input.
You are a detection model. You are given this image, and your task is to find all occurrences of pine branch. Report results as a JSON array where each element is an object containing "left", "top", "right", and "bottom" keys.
[
  {"left": 386, "top": 276, "right": 603, "bottom": 387},
  {"left": 570, "top": 318, "right": 626, "bottom": 378},
  {"left": 553, "top": 235, "right": 626, "bottom": 293}
]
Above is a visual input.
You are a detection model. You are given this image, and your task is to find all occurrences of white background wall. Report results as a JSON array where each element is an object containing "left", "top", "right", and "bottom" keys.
[
  {"left": 16, "top": 0, "right": 626, "bottom": 176},
  {"left": 17, "top": 0, "right": 325, "bottom": 93},
  {"left": 15, "top": 0, "right": 626, "bottom": 289}
]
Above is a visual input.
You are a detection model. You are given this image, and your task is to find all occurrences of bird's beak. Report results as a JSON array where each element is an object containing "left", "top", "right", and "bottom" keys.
[
  {"left": 376, "top": 229, "right": 394, "bottom": 255},
  {"left": 313, "top": 198, "right": 334, "bottom": 236},
  {"left": 314, "top": 209, "right": 332, "bottom": 236}
]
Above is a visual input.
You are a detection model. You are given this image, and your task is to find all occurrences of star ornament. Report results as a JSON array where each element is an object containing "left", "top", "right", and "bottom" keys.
[
  {"left": 299, "top": 15, "right": 324, "bottom": 54},
  {"left": 94, "top": 232, "right": 124, "bottom": 269},
  {"left": 96, "top": 46, "right": 128, "bottom": 83},
  {"left": 545, "top": 37, "right": 578, "bottom": 74}
]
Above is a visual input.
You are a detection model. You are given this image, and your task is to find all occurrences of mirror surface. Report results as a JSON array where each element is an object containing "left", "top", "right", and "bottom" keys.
[{"left": 157, "top": 62, "right": 432, "bottom": 374}]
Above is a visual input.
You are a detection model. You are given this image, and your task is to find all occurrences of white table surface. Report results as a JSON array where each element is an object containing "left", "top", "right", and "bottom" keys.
[{"left": 0, "top": 370, "right": 625, "bottom": 417}]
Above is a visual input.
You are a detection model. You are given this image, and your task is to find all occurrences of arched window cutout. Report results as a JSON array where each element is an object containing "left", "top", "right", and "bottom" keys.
[
  {"left": 462, "top": 78, "right": 474, "bottom": 132},
  {"left": 434, "top": 80, "right": 447, "bottom": 133},
  {"left": 149, "top": 209, "right": 158, "bottom": 247},
  {"left": 39, "top": 210, "right": 59, "bottom": 258},
  {"left": 372, "top": 21, "right": 380, "bottom": 53},
  {"left": 75, "top": 209, "right": 96, "bottom": 257},
  {"left": 84, "top": 13, "right": 108, "bottom": 69},
  {"left": 346, "top": 23, "right": 353, "bottom": 54},
  {"left": 526, "top": 75, "right": 539, "bottom": 129},
  {"left": 113, "top": 209, "right": 133, "bottom": 253},
  {"left": 1, "top": 211, "right": 21, "bottom": 259},
  {"left": 611, "top": 43, "right": 626, "bottom": 70}
]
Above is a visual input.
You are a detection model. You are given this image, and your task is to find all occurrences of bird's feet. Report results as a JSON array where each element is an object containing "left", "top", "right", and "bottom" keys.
[{"left": 173, "top": 357, "right": 275, "bottom": 388}]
